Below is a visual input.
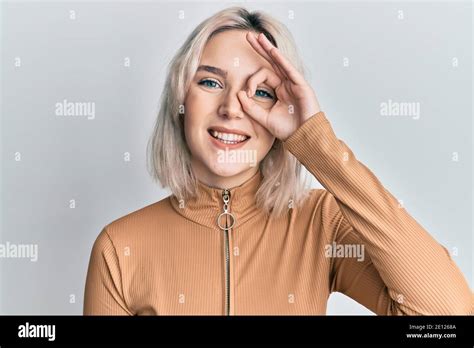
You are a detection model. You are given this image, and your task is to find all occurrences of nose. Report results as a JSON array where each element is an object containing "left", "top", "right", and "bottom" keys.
[{"left": 218, "top": 88, "right": 244, "bottom": 120}]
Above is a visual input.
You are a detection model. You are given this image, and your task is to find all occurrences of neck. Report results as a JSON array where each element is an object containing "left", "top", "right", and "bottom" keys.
[{"left": 191, "top": 160, "right": 260, "bottom": 190}]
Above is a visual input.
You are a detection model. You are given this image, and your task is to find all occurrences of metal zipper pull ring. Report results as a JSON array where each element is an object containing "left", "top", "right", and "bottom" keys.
[{"left": 217, "top": 189, "right": 235, "bottom": 231}]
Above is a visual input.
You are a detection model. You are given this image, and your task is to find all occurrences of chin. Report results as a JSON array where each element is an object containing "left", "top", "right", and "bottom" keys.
[{"left": 209, "top": 162, "right": 251, "bottom": 178}]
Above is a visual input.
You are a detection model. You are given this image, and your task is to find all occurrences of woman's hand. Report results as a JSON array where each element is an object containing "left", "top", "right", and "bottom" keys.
[{"left": 237, "top": 32, "right": 321, "bottom": 141}]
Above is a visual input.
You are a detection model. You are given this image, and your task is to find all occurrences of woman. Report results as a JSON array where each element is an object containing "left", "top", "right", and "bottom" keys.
[{"left": 83, "top": 7, "right": 472, "bottom": 315}]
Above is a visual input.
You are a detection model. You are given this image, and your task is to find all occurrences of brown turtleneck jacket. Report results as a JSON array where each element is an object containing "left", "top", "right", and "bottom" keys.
[{"left": 83, "top": 111, "right": 473, "bottom": 315}]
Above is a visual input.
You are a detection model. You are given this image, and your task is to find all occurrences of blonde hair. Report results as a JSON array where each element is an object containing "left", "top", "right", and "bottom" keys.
[{"left": 147, "top": 6, "right": 311, "bottom": 217}]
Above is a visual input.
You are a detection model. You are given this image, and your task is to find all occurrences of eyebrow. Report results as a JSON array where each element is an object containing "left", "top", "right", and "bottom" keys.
[{"left": 197, "top": 65, "right": 227, "bottom": 79}]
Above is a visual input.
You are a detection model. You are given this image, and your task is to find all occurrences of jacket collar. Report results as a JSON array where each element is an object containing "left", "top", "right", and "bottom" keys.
[{"left": 169, "top": 170, "right": 264, "bottom": 230}]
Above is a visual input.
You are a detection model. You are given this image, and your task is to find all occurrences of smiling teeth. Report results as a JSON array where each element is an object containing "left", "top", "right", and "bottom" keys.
[{"left": 211, "top": 130, "right": 248, "bottom": 143}]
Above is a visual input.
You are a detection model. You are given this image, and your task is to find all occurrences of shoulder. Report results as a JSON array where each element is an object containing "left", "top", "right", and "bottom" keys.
[
  {"left": 94, "top": 194, "right": 174, "bottom": 247},
  {"left": 301, "top": 188, "right": 341, "bottom": 215},
  {"left": 314, "top": 189, "right": 342, "bottom": 216},
  {"left": 299, "top": 188, "right": 345, "bottom": 239},
  {"left": 109, "top": 195, "right": 172, "bottom": 227}
]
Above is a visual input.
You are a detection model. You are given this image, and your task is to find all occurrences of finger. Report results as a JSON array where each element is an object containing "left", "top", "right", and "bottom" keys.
[
  {"left": 246, "top": 67, "right": 282, "bottom": 98},
  {"left": 246, "top": 32, "right": 288, "bottom": 81},
  {"left": 257, "top": 33, "right": 306, "bottom": 85},
  {"left": 237, "top": 90, "right": 269, "bottom": 128}
]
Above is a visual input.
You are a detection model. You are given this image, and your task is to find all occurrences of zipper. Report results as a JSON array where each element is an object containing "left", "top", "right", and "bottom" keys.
[{"left": 217, "top": 189, "right": 235, "bottom": 316}]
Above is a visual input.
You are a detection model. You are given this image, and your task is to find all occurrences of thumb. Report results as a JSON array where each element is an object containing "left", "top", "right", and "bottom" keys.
[{"left": 237, "top": 90, "right": 269, "bottom": 129}]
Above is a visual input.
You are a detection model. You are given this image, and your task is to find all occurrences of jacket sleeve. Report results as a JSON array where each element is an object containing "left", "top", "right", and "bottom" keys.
[
  {"left": 83, "top": 226, "right": 133, "bottom": 315},
  {"left": 283, "top": 111, "right": 473, "bottom": 315}
]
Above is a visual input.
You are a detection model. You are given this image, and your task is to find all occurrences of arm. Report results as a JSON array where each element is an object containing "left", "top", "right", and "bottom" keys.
[
  {"left": 238, "top": 31, "right": 472, "bottom": 314},
  {"left": 283, "top": 111, "right": 473, "bottom": 315},
  {"left": 83, "top": 227, "right": 133, "bottom": 315}
]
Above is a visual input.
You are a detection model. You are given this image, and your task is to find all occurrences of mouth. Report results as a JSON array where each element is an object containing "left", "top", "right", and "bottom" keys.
[{"left": 207, "top": 127, "right": 251, "bottom": 145}]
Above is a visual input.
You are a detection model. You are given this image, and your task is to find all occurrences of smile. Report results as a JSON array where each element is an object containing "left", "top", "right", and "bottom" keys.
[{"left": 207, "top": 127, "right": 251, "bottom": 145}]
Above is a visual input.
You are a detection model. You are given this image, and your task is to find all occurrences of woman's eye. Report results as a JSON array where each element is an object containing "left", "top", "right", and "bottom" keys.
[
  {"left": 198, "top": 79, "right": 222, "bottom": 89},
  {"left": 255, "top": 89, "right": 275, "bottom": 100}
]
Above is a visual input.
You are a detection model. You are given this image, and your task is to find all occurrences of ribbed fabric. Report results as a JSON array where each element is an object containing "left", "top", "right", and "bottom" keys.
[{"left": 83, "top": 111, "right": 473, "bottom": 315}]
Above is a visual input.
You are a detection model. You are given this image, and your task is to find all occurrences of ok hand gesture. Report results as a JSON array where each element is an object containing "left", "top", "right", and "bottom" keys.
[{"left": 237, "top": 32, "right": 322, "bottom": 141}]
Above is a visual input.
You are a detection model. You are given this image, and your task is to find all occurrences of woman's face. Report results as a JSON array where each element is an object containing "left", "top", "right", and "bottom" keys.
[{"left": 183, "top": 30, "right": 276, "bottom": 187}]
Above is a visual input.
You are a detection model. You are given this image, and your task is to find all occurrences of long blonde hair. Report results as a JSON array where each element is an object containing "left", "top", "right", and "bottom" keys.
[{"left": 146, "top": 6, "right": 311, "bottom": 217}]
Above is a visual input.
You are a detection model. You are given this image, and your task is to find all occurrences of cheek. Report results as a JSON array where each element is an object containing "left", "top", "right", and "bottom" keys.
[
  {"left": 241, "top": 128, "right": 274, "bottom": 167},
  {"left": 183, "top": 113, "right": 204, "bottom": 158},
  {"left": 183, "top": 90, "right": 208, "bottom": 150},
  {"left": 185, "top": 86, "right": 216, "bottom": 112},
  {"left": 184, "top": 89, "right": 204, "bottom": 134},
  {"left": 183, "top": 87, "right": 216, "bottom": 130},
  {"left": 253, "top": 124, "right": 275, "bottom": 154}
]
